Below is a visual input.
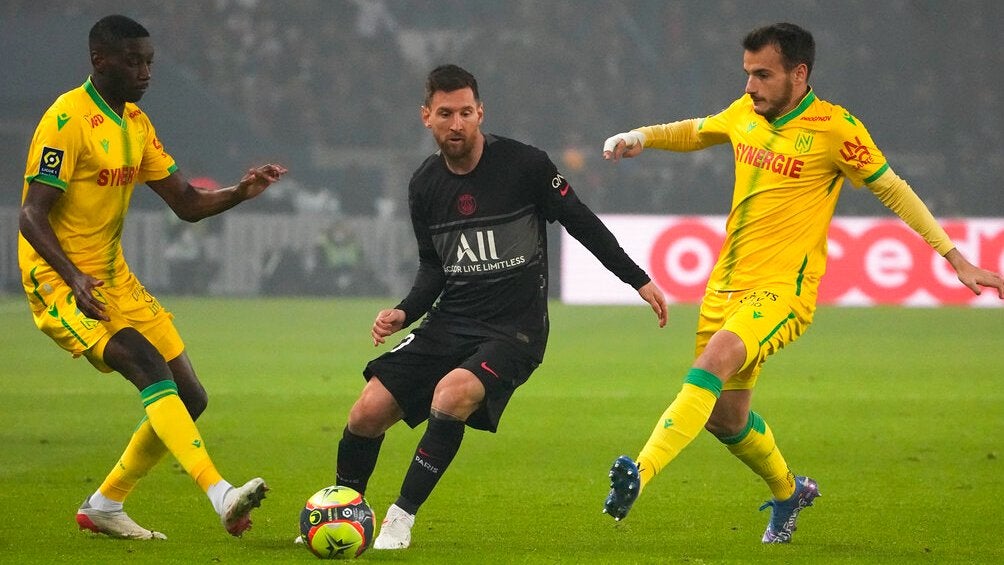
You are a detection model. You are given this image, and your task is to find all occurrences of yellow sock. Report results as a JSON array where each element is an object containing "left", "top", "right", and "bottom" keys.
[
  {"left": 98, "top": 418, "right": 169, "bottom": 502},
  {"left": 636, "top": 368, "right": 721, "bottom": 488},
  {"left": 719, "top": 412, "right": 795, "bottom": 500},
  {"left": 142, "top": 380, "right": 223, "bottom": 493}
]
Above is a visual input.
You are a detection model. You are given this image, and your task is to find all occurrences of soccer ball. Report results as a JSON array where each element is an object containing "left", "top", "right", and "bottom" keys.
[{"left": 299, "top": 485, "right": 375, "bottom": 559}]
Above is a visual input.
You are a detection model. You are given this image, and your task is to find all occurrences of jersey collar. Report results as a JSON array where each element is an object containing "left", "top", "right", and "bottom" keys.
[
  {"left": 83, "top": 77, "right": 124, "bottom": 127},
  {"left": 771, "top": 87, "right": 816, "bottom": 128}
]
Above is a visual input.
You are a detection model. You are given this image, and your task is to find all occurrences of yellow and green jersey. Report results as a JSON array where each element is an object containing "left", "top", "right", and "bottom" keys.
[
  {"left": 640, "top": 89, "right": 901, "bottom": 293},
  {"left": 19, "top": 77, "right": 177, "bottom": 288}
]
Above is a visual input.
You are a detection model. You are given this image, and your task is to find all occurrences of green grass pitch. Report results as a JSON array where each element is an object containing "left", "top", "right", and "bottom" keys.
[{"left": 0, "top": 296, "right": 1001, "bottom": 564}]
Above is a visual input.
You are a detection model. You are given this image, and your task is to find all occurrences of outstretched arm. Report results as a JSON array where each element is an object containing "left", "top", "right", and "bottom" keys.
[
  {"left": 552, "top": 190, "right": 665, "bottom": 327},
  {"left": 603, "top": 119, "right": 719, "bottom": 162},
  {"left": 868, "top": 169, "right": 1003, "bottom": 299},
  {"left": 147, "top": 163, "right": 288, "bottom": 222}
]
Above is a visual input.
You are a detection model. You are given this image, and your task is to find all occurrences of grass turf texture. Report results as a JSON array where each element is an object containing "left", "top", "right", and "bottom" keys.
[{"left": 0, "top": 296, "right": 1001, "bottom": 564}]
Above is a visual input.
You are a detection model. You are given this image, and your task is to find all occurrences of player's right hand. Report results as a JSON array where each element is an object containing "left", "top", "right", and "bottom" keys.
[
  {"left": 69, "top": 274, "right": 109, "bottom": 321},
  {"left": 602, "top": 130, "right": 646, "bottom": 161},
  {"left": 371, "top": 308, "right": 406, "bottom": 346},
  {"left": 236, "top": 163, "right": 288, "bottom": 200}
]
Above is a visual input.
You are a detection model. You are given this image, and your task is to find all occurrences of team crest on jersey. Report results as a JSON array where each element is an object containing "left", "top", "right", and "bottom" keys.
[
  {"left": 795, "top": 131, "right": 814, "bottom": 154},
  {"left": 38, "top": 147, "right": 64, "bottom": 177},
  {"left": 457, "top": 193, "right": 477, "bottom": 216}
]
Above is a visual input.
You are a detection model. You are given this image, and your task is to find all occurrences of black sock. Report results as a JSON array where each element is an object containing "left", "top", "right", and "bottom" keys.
[
  {"left": 336, "top": 427, "right": 384, "bottom": 495},
  {"left": 395, "top": 415, "right": 465, "bottom": 515}
]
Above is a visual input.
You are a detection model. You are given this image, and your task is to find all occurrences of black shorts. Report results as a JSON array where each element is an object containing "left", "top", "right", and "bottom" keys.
[{"left": 363, "top": 323, "right": 539, "bottom": 432}]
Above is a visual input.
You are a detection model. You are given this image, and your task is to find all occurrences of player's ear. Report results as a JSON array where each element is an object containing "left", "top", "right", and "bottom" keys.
[
  {"left": 90, "top": 49, "right": 105, "bottom": 71},
  {"left": 420, "top": 105, "right": 431, "bottom": 128},
  {"left": 793, "top": 62, "right": 809, "bottom": 85}
]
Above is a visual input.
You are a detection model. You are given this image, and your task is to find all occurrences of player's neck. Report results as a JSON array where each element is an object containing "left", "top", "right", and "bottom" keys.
[
  {"left": 442, "top": 132, "right": 485, "bottom": 175},
  {"left": 774, "top": 85, "right": 810, "bottom": 121},
  {"left": 89, "top": 76, "right": 126, "bottom": 117}
]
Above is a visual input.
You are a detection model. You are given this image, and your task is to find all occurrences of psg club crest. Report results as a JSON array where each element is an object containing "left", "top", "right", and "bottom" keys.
[{"left": 457, "top": 193, "right": 477, "bottom": 216}]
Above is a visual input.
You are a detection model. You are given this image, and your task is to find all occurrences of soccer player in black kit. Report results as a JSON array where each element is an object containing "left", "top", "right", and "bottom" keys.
[{"left": 335, "top": 64, "right": 668, "bottom": 550}]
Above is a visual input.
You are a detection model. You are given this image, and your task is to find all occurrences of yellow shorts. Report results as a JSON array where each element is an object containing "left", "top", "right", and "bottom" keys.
[
  {"left": 26, "top": 270, "right": 184, "bottom": 373},
  {"left": 695, "top": 285, "right": 816, "bottom": 390}
]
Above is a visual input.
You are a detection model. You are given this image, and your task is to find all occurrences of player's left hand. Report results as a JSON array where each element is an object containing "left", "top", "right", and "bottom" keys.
[
  {"left": 236, "top": 163, "right": 288, "bottom": 200},
  {"left": 958, "top": 265, "right": 1004, "bottom": 299},
  {"left": 637, "top": 281, "right": 668, "bottom": 327},
  {"left": 946, "top": 248, "right": 1004, "bottom": 299}
]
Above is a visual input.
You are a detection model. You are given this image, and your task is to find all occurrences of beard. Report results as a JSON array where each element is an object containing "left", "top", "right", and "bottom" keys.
[
  {"left": 437, "top": 133, "right": 476, "bottom": 161},
  {"left": 755, "top": 80, "right": 795, "bottom": 122}
]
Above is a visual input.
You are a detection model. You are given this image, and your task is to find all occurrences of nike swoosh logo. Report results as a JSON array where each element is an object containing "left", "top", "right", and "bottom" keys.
[
  {"left": 418, "top": 448, "right": 431, "bottom": 457},
  {"left": 480, "top": 361, "right": 500, "bottom": 379}
]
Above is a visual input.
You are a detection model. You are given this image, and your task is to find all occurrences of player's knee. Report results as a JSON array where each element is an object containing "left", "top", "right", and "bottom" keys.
[
  {"left": 433, "top": 370, "right": 484, "bottom": 405},
  {"left": 182, "top": 387, "right": 208, "bottom": 420},
  {"left": 347, "top": 413, "right": 392, "bottom": 438},
  {"left": 348, "top": 390, "right": 400, "bottom": 437},
  {"left": 704, "top": 412, "right": 745, "bottom": 438},
  {"left": 105, "top": 328, "right": 171, "bottom": 386}
]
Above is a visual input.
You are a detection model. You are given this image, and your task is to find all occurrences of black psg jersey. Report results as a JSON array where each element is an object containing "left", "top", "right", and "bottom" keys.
[{"left": 396, "top": 134, "right": 650, "bottom": 360}]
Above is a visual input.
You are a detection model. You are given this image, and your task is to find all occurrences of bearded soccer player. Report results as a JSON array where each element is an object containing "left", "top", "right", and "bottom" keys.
[
  {"left": 18, "top": 15, "right": 287, "bottom": 539},
  {"left": 600, "top": 22, "right": 1004, "bottom": 543},
  {"left": 329, "top": 64, "right": 667, "bottom": 551}
]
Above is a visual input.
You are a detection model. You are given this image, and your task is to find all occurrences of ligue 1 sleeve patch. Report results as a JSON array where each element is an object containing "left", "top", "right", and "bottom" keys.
[{"left": 38, "top": 147, "right": 65, "bottom": 177}]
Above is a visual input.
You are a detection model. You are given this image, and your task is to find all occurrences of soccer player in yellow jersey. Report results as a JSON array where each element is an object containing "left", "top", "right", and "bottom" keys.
[
  {"left": 17, "top": 15, "right": 287, "bottom": 540},
  {"left": 599, "top": 22, "right": 1004, "bottom": 543}
]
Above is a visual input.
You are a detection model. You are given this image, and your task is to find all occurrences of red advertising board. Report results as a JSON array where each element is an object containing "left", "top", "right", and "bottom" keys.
[{"left": 560, "top": 216, "right": 1004, "bottom": 307}]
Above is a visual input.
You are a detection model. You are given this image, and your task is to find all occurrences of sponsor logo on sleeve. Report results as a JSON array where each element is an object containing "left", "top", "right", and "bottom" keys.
[
  {"left": 552, "top": 172, "right": 570, "bottom": 196},
  {"left": 39, "top": 147, "right": 64, "bottom": 177},
  {"left": 839, "top": 136, "right": 874, "bottom": 170}
]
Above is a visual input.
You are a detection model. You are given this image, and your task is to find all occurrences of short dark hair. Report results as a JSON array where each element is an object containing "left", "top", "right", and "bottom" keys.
[
  {"left": 89, "top": 15, "right": 149, "bottom": 51},
  {"left": 742, "top": 22, "right": 815, "bottom": 77},
  {"left": 424, "top": 64, "right": 479, "bottom": 106}
]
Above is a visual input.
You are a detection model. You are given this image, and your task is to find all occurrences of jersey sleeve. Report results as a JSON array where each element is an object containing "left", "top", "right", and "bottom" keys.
[
  {"left": 536, "top": 152, "right": 651, "bottom": 290},
  {"left": 136, "top": 116, "right": 177, "bottom": 184},
  {"left": 638, "top": 96, "right": 745, "bottom": 153},
  {"left": 827, "top": 110, "right": 889, "bottom": 187},
  {"left": 867, "top": 168, "right": 955, "bottom": 255},
  {"left": 394, "top": 182, "right": 447, "bottom": 326},
  {"left": 23, "top": 100, "right": 81, "bottom": 192}
]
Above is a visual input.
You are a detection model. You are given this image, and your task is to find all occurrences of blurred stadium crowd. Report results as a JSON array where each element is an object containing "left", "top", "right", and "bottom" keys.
[
  {"left": 3, "top": 1, "right": 1001, "bottom": 295},
  {"left": 4, "top": 0, "right": 1002, "bottom": 216}
]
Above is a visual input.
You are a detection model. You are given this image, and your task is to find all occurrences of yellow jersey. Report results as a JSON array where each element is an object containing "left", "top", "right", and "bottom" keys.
[
  {"left": 19, "top": 77, "right": 177, "bottom": 288},
  {"left": 638, "top": 89, "right": 949, "bottom": 294}
]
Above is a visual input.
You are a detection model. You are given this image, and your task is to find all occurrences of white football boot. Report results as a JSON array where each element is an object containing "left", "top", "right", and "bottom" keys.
[
  {"left": 76, "top": 499, "right": 166, "bottom": 540},
  {"left": 372, "top": 503, "right": 415, "bottom": 550},
  {"left": 220, "top": 477, "right": 269, "bottom": 537}
]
